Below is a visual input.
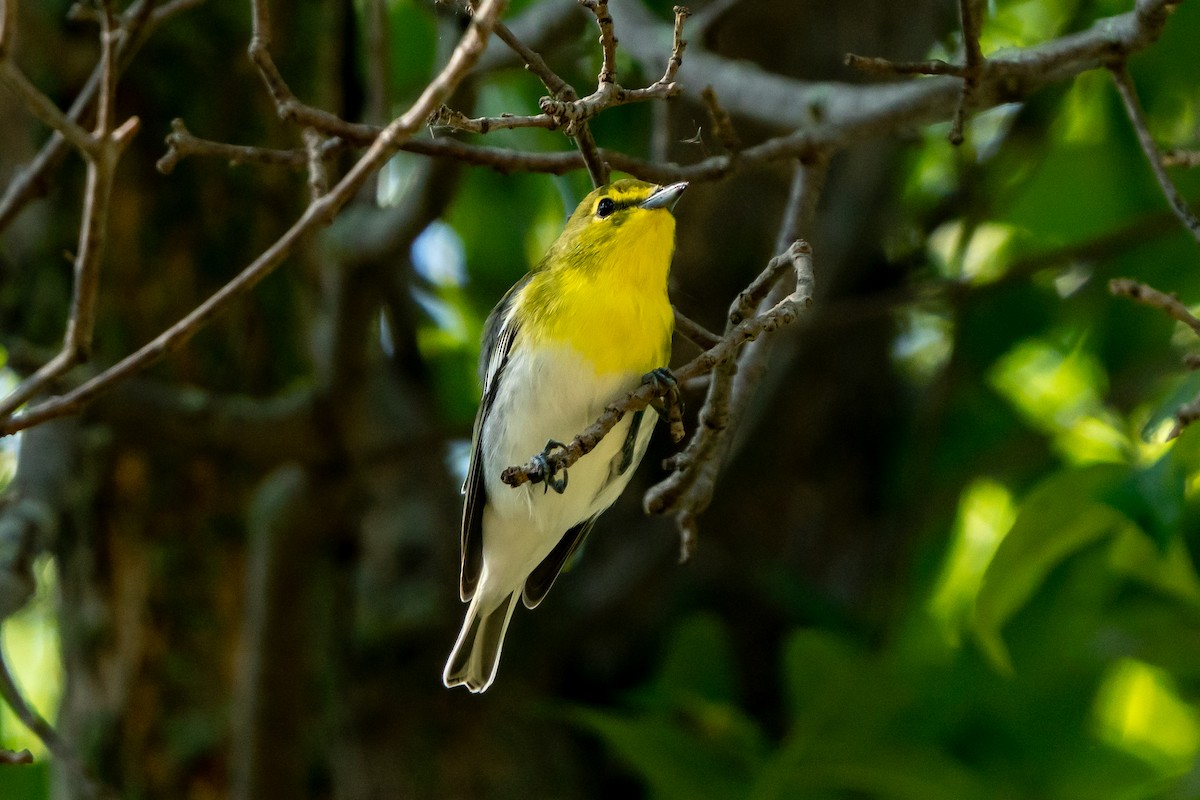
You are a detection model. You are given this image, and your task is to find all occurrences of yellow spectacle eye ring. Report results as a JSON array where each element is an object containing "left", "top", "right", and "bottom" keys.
[{"left": 596, "top": 198, "right": 616, "bottom": 218}]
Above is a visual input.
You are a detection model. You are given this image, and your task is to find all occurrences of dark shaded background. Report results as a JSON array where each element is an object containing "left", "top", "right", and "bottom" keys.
[{"left": 2, "top": 0, "right": 1200, "bottom": 798}]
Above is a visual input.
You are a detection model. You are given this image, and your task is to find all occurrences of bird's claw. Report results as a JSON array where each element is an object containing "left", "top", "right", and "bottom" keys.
[
  {"left": 531, "top": 439, "right": 570, "bottom": 494},
  {"left": 643, "top": 367, "right": 677, "bottom": 396},
  {"left": 643, "top": 368, "right": 686, "bottom": 443}
]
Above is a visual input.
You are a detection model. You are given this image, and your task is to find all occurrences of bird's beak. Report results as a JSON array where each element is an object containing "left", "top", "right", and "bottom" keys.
[{"left": 640, "top": 181, "right": 688, "bottom": 212}]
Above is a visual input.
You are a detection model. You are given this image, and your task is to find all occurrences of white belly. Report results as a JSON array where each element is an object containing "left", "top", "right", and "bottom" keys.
[{"left": 476, "top": 343, "right": 657, "bottom": 606}]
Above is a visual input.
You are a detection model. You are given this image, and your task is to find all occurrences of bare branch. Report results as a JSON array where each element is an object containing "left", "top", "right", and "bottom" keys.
[
  {"left": 1110, "top": 277, "right": 1200, "bottom": 439},
  {"left": 0, "top": 638, "right": 105, "bottom": 798},
  {"left": 1163, "top": 149, "right": 1200, "bottom": 168},
  {"left": 700, "top": 85, "right": 742, "bottom": 154},
  {"left": 643, "top": 155, "right": 827, "bottom": 560},
  {"left": 0, "top": 0, "right": 511, "bottom": 436},
  {"left": 0, "top": 63, "right": 97, "bottom": 155},
  {"left": 574, "top": 125, "right": 609, "bottom": 186},
  {"left": 0, "top": 0, "right": 202, "bottom": 233},
  {"left": 1109, "top": 278, "right": 1200, "bottom": 336},
  {"left": 157, "top": 117, "right": 345, "bottom": 173},
  {"left": 843, "top": 53, "right": 966, "bottom": 78},
  {"left": 303, "top": 128, "right": 329, "bottom": 201},
  {"left": 0, "top": 1, "right": 140, "bottom": 420},
  {"left": 454, "top": 2, "right": 610, "bottom": 185},
  {"left": 673, "top": 308, "right": 722, "bottom": 350},
  {"left": 500, "top": 241, "right": 816, "bottom": 503},
  {"left": 580, "top": 0, "right": 618, "bottom": 87},
  {"left": 950, "top": 0, "right": 986, "bottom": 144},
  {"left": 1110, "top": 64, "right": 1200, "bottom": 247},
  {"left": 441, "top": 2, "right": 689, "bottom": 141},
  {"left": 659, "top": 6, "right": 692, "bottom": 89}
]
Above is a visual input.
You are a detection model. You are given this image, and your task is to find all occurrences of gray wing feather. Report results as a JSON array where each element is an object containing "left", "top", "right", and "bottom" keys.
[{"left": 459, "top": 276, "right": 528, "bottom": 602}]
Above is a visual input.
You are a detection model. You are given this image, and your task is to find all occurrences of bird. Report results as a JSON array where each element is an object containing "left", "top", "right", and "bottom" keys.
[{"left": 443, "top": 178, "right": 688, "bottom": 693}]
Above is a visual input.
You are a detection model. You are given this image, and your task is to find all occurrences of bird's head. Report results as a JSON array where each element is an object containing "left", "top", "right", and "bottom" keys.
[{"left": 542, "top": 179, "right": 688, "bottom": 275}]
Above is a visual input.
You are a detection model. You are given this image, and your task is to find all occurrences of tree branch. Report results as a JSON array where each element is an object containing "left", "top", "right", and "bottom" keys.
[
  {"left": 0, "top": 2, "right": 140, "bottom": 421},
  {"left": 500, "top": 240, "right": 817, "bottom": 522},
  {"left": 1110, "top": 63, "right": 1200, "bottom": 248},
  {"left": 950, "top": 0, "right": 986, "bottom": 144},
  {"left": 1110, "top": 277, "right": 1200, "bottom": 439},
  {"left": 0, "top": 640, "right": 104, "bottom": 797},
  {"left": 0, "top": 0, "right": 511, "bottom": 437},
  {"left": 435, "top": 3, "right": 690, "bottom": 145},
  {"left": 0, "top": 0, "right": 201, "bottom": 233},
  {"left": 644, "top": 155, "right": 827, "bottom": 561}
]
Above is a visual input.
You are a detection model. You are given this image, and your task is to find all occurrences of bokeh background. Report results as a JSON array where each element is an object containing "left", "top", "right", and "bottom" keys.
[{"left": 2, "top": 0, "right": 1200, "bottom": 797}]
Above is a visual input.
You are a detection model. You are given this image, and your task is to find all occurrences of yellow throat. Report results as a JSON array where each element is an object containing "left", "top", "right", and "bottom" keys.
[{"left": 518, "top": 180, "right": 680, "bottom": 376}]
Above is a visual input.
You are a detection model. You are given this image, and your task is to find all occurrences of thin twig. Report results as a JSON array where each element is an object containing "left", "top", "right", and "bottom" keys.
[
  {"left": 0, "top": 0, "right": 510, "bottom": 436},
  {"left": 642, "top": 156, "right": 826, "bottom": 560},
  {"left": 0, "top": 2, "right": 140, "bottom": 421},
  {"left": 0, "top": 64, "right": 97, "bottom": 155},
  {"left": 442, "top": 3, "right": 689, "bottom": 139},
  {"left": 501, "top": 241, "right": 816, "bottom": 505},
  {"left": 673, "top": 308, "right": 722, "bottom": 350},
  {"left": 161, "top": 2, "right": 1183, "bottom": 187},
  {"left": 574, "top": 126, "right": 609, "bottom": 186},
  {"left": 660, "top": 6, "right": 691, "bottom": 88},
  {"left": 700, "top": 85, "right": 741, "bottom": 154},
  {"left": 453, "top": 2, "right": 611, "bottom": 185},
  {"left": 1110, "top": 64, "right": 1200, "bottom": 247},
  {"left": 843, "top": 53, "right": 966, "bottom": 77},
  {"left": 491, "top": 16, "right": 573, "bottom": 98},
  {"left": 0, "top": 637, "right": 103, "bottom": 797},
  {"left": 157, "top": 117, "right": 347, "bottom": 173},
  {"left": 303, "top": 128, "right": 329, "bottom": 201},
  {"left": 0, "top": 0, "right": 202, "bottom": 233},
  {"left": 1110, "top": 277, "right": 1200, "bottom": 439},
  {"left": 950, "top": 0, "right": 986, "bottom": 145},
  {"left": 580, "top": 0, "right": 618, "bottom": 86},
  {"left": 1109, "top": 278, "right": 1200, "bottom": 336},
  {"left": 1163, "top": 149, "right": 1200, "bottom": 168}
]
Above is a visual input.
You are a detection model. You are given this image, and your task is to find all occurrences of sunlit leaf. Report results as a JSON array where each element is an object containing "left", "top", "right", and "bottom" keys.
[
  {"left": 1107, "top": 528, "right": 1200, "bottom": 608},
  {"left": 1092, "top": 658, "right": 1200, "bottom": 775},
  {"left": 973, "top": 465, "right": 1132, "bottom": 673}
]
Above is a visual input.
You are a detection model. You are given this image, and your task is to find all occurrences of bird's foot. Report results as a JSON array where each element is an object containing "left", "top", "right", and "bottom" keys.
[
  {"left": 643, "top": 367, "right": 685, "bottom": 443},
  {"left": 531, "top": 439, "right": 570, "bottom": 494}
]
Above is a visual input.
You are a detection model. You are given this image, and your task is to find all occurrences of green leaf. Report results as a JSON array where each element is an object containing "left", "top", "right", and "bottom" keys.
[
  {"left": 765, "top": 746, "right": 988, "bottom": 800},
  {"left": 652, "top": 613, "right": 740, "bottom": 706},
  {"left": 1102, "top": 454, "right": 1187, "bottom": 552},
  {"left": 570, "top": 709, "right": 756, "bottom": 800},
  {"left": 780, "top": 629, "right": 873, "bottom": 724},
  {"left": 1107, "top": 527, "right": 1200, "bottom": 608},
  {"left": 973, "top": 465, "right": 1132, "bottom": 673}
]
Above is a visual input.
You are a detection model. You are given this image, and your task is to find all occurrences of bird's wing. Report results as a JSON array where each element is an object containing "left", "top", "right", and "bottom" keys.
[
  {"left": 459, "top": 276, "right": 527, "bottom": 602},
  {"left": 522, "top": 405, "right": 654, "bottom": 609},
  {"left": 522, "top": 516, "right": 597, "bottom": 609}
]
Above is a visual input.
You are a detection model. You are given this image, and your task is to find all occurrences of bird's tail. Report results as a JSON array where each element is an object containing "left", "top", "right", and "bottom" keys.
[{"left": 443, "top": 591, "right": 519, "bottom": 693}]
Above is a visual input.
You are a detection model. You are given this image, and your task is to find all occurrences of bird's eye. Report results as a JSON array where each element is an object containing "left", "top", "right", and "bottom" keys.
[{"left": 596, "top": 198, "right": 616, "bottom": 218}]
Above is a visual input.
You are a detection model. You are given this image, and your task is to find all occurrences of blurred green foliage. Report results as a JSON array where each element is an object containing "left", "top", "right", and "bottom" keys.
[
  {"left": 3, "top": 0, "right": 1200, "bottom": 796},
  {"left": 575, "top": 436, "right": 1200, "bottom": 797},
  {"left": 565, "top": 0, "right": 1200, "bottom": 797}
]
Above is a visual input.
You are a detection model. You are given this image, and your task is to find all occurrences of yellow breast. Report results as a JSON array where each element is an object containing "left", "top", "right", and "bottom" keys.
[{"left": 519, "top": 209, "right": 675, "bottom": 376}]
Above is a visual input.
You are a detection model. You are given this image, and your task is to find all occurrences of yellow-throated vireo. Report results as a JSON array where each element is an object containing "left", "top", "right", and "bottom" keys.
[{"left": 444, "top": 179, "right": 688, "bottom": 692}]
